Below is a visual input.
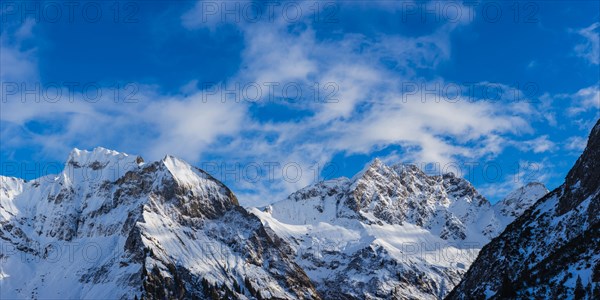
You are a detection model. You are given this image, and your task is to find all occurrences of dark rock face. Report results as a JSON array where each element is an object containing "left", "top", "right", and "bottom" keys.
[
  {"left": 447, "top": 119, "right": 600, "bottom": 300},
  {"left": 560, "top": 122, "right": 600, "bottom": 217}
]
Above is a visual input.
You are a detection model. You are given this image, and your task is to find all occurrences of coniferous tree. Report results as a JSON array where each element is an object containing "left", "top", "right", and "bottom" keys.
[
  {"left": 210, "top": 283, "right": 219, "bottom": 300},
  {"left": 233, "top": 279, "right": 241, "bottom": 294},
  {"left": 574, "top": 275, "right": 585, "bottom": 300},
  {"left": 593, "top": 283, "right": 600, "bottom": 299},
  {"left": 437, "top": 278, "right": 445, "bottom": 299},
  {"left": 244, "top": 277, "right": 255, "bottom": 296},
  {"left": 497, "top": 274, "right": 517, "bottom": 298}
]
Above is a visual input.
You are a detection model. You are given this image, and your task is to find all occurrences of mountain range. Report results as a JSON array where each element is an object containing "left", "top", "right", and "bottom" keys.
[{"left": 1, "top": 119, "right": 598, "bottom": 299}]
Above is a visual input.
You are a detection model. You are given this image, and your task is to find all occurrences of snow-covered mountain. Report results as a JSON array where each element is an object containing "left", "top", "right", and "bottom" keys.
[
  {"left": 0, "top": 147, "right": 318, "bottom": 299},
  {"left": 448, "top": 119, "right": 600, "bottom": 299},
  {"left": 251, "top": 159, "right": 547, "bottom": 299},
  {"left": 0, "top": 146, "right": 552, "bottom": 299}
]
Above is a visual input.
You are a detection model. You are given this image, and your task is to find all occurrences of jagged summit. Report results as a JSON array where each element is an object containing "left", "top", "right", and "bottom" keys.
[
  {"left": 62, "top": 147, "right": 145, "bottom": 184},
  {"left": 66, "top": 147, "right": 143, "bottom": 167},
  {"left": 349, "top": 157, "right": 386, "bottom": 182},
  {"left": 347, "top": 159, "right": 491, "bottom": 231}
]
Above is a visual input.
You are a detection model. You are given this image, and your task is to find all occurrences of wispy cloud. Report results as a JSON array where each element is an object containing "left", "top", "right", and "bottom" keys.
[
  {"left": 515, "top": 135, "right": 557, "bottom": 154},
  {"left": 563, "top": 136, "right": 587, "bottom": 153},
  {"left": 477, "top": 159, "right": 556, "bottom": 201},
  {"left": 574, "top": 22, "right": 600, "bottom": 65},
  {"left": 566, "top": 85, "right": 600, "bottom": 116},
  {"left": 0, "top": 18, "right": 38, "bottom": 83}
]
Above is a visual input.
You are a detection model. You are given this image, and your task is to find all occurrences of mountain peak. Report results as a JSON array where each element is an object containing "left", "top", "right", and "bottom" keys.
[
  {"left": 510, "top": 182, "right": 548, "bottom": 196},
  {"left": 159, "top": 154, "right": 240, "bottom": 208},
  {"left": 161, "top": 155, "right": 210, "bottom": 186},
  {"left": 495, "top": 182, "right": 548, "bottom": 218},
  {"left": 63, "top": 147, "right": 144, "bottom": 183},
  {"left": 350, "top": 157, "right": 386, "bottom": 181},
  {"left": 66, "top": 147, "right": 143, "bottom": 168},
  {"left": 524, "top": 181, "right": 546, "bottom": 188},
  {"left": 256, "top": 153, "right": 545, "bottom": 299}
]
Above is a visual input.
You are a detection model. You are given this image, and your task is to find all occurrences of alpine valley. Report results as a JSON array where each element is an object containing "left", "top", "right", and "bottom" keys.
[{"left": 1, "top": 119, "right": 599, "bottom": 299}]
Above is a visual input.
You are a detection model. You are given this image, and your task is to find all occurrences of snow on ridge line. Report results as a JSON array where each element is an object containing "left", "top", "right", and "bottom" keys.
[
  {"left": 60, "top": 147, "right": 145, "bottom": 184},
  {"left": 350, "top": 157, "right": 465, "bottom": 184},
  {"left": 2, "top": 147, "right": 221, "bottom": 188},
  {"left": 0, "top": 175, "right": 25, "bottom": 184},
  {"left": 66, "top": 147, "right": 142, "bottom": 166},
  {"left": 161, "top": 155, "right": 212, "bottom": 187}
]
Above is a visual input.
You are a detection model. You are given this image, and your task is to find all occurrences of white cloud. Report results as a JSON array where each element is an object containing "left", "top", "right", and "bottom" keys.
[
  {"left": 240, "top": 25, "right": 318, "bottom": 84},
  {"left": 14, "top": 18, "right": 35, "bottom": 41},
  {"left": 567, "top": 85, "right": 600, "bottom": 116},
  {"left": 1, "top": 82, "right": 247, "bottom": 164},
  {"left": 172, "top": 1, "right": 552, "bottom": 205},
  {"left": 0, "top": 19, "right": 38, "bottom": 83},
  {"left": 143, "top": 93, "right": 247, "bottom": 160},
  {"left": 574, "top": 22, "right": 600, "bottom": 65},
  {"left": 515, "top": 135, "right": 556, "bottom": 153},
  {"left": 328, "top": 93, "right": 533, "bottom": 164},
  {"left": 538, "top": 84, "right": 599, "bottom": 123},
  {"left": 563, "top": 136, "right": 587, "bottom": 152}
]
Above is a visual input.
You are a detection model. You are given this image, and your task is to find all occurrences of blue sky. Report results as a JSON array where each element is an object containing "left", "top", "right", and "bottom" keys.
[{"left": 1, "top": 0, "right": 599, "bottom": 206}]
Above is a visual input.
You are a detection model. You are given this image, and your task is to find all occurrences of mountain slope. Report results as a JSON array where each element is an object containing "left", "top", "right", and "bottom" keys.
[
  {"left": 447, "top": 119, "right": 600, "bottom": 299},
  {"left": 0, "top": 148, "right": 319, "bottom": 300},
  {"left": 252, "top": 160, "right": 547, "bottom": 299}
]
